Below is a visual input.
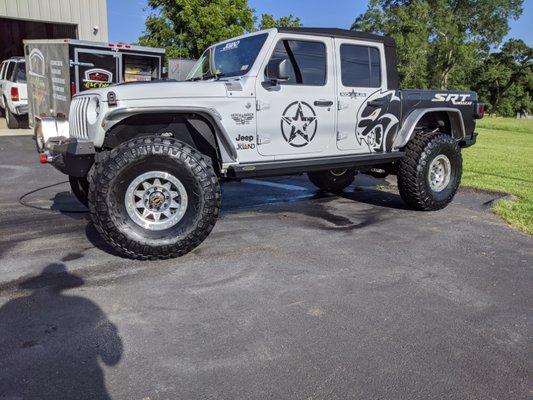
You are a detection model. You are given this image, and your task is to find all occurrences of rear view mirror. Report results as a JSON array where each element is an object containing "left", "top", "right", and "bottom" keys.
[{"left": 266, "top": 58, "right": 289, "bottom": 83}]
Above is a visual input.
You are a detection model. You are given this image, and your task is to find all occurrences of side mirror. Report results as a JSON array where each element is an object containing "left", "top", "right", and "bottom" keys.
[{"left": 266, "top": 58, "right": 289, "bottom": 83}]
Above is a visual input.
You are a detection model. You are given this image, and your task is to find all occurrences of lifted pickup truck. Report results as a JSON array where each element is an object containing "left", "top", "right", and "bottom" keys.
[{"left": 38, "top": 28, "right": 484, "bottom": 259}]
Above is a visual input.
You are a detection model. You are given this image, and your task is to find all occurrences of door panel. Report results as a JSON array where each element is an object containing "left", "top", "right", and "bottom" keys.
[
  {"left": 255, "top": 36, "right": 336, "bottom": 158},
  {"left": 335, "top": 39, "right": 398, "bottom": 153},
  {"left": 75, "top": 50, "right": 118, "bottom": 93}
]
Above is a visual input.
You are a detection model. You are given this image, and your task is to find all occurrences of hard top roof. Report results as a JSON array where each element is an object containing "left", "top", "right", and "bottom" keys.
[
  {"left": 277, "top": 27, "right": 395, "bottom": 47},
  {"left": 2, "top": 56, "right": 25, "bottom": 62}
]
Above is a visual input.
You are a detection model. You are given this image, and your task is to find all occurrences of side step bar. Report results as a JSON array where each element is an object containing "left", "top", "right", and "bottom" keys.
[{"left": 228, "top": 151, "right": 404, "bottom": 178}]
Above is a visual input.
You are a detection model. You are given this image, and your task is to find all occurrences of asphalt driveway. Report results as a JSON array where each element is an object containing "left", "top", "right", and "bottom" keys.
[{"left": 0, "top": 135, "right": 531, "bottom": 399}]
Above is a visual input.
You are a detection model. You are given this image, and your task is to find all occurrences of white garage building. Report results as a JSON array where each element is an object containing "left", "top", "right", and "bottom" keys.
[{"left": 0, "top": 0, "right": 108, "bottom": 61}]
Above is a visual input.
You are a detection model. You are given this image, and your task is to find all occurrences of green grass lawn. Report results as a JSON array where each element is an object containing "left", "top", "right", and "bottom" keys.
[{"left": 462, "top": 117, "right": 533, "bottom": 235}]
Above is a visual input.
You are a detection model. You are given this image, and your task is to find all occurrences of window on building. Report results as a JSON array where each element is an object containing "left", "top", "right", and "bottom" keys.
[
  {"left": 340, "top": 45, "right": 381, "bottom": 87},
  {"left": 267, "top": 39, "right": 327, "bottom": 85}
]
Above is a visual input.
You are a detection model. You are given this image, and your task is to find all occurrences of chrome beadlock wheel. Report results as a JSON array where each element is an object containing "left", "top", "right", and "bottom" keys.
[
  {"left": 125, "top": 171, "right": 188, "bottom": 231},
  {"left": 428, "top": 154, "right": 451, "bottom": 192}
]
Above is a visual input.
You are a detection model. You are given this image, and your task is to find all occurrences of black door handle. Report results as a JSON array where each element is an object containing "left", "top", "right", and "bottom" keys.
[
  {"left": 314, "top": 100, "right": 334, "bottom": 107},
  {"left": 367, "top": 100, "right": 384, "bottom": 108}
]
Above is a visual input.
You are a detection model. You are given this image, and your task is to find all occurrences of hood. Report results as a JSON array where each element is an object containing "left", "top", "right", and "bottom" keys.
[{"left": 78, "top": 80, "right": 230, "bottom": 101}]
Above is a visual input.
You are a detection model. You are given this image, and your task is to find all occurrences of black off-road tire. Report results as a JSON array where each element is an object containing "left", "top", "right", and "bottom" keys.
[
  {"left": 308, "top": 169, "right": 356, "bottom": 192},
  {"left": 88, "top": 136, "right": 221, "bottom": 260},
  {"left": 398, "top": 132, "right": 462, "bottom": 211},
  {"left": 69, "top": 176, "right": 89, "bottom": 208}
]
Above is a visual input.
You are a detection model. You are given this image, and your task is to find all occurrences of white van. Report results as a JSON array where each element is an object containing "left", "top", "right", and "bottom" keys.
[{"left": 0, "top": 57, "right": 28, "bottom": 129}]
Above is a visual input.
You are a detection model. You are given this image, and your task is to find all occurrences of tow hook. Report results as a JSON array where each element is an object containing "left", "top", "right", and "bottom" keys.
[{"left": 39, "top": 152, "right": 54, "bottom": 164}]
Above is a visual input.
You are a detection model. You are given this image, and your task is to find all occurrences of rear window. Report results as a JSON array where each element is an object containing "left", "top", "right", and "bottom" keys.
[
  {"left": 5, "top": 62, "right": 15, "bottom": 82},
  {"left": 16, "top": 62, "right": 26, "bottom": 83},
  {"left": 340, "top": 45, "right": 381, "bottom": 87}
]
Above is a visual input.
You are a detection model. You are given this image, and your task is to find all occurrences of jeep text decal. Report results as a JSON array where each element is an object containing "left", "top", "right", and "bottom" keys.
[{"left": 235, "top": 134, "right": 256, "bottom": 151}]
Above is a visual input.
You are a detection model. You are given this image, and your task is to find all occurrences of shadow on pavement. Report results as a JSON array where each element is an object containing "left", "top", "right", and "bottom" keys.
[
  {"left": 340, "top": 185, "right": 412, "bottom": 211},
  {"left": 0, "top": 263, "right": 123, "bottom": 399}
]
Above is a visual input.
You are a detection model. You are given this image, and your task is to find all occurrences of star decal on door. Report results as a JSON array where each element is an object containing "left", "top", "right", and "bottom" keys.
[{"left": 281, "top": 101, "right": 318, "bottom": 147}]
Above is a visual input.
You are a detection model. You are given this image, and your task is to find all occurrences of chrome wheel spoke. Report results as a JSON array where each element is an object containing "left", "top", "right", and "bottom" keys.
[{"left": 125, "top": 171, "right": 189, "bottom": 231}]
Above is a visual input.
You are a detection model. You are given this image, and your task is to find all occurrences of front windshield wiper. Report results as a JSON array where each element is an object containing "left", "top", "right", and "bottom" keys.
[
  {"left": 187, "top": 72, "right": 225, "bottom": 82},
  {"left": 203, "top": 72, "right": 225, "bottom": 80}
]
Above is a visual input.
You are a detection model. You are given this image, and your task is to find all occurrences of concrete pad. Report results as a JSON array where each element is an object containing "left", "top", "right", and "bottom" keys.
[
  {"left": 0, "top": 116, "right": 32, "bottom": 136},
  {"left": 0, "top": 136, "right": 531, "bottom": 400}
]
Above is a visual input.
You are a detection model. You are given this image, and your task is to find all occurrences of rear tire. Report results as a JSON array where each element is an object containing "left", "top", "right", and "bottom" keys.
[
  {"left": 69, "top": 176, "right": 89, "bottom": 208},
  {"left": 397, "top": 132, "right": 462, "bottom": 211},
  {"left": 5, "top": 105, "right": 21, "bottom": 129},
  {"left": 308, "top": 169, "right": 356, "bottom": 192},
  {"left": 88, "top": 136, "right": 221, "bottom": 260}
]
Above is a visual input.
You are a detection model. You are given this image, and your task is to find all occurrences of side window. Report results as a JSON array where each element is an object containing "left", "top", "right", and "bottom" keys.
[
  {"left": 6, "top": 62, "right": 15, "bottom": 82},
  {"left": 340, "top": 44, "right": 381, "bottom": 87},
  {"left": 0, "top": 62, "right": 6, "bottom": 79},
  {"left": 268, "top": 39, "right": 327, "bottom": 86}
]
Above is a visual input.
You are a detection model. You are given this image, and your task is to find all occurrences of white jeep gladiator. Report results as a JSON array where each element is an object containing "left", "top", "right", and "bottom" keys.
[{"left": 38, "top": 28, "right": 484, "bottom": 259}]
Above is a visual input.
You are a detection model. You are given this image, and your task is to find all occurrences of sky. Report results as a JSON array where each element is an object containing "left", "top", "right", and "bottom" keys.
[{"left": 107, "top": 0, "right": 532, "bottom": 46}]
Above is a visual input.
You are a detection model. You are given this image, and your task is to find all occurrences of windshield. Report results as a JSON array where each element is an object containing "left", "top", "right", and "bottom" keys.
[{"left": 187, "top": 33, "right": 268, "bottom": 80}]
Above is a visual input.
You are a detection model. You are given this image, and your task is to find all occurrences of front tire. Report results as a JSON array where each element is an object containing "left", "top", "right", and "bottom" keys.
[
  {"left": 398, "top": 132, "right": 462, "bottom": 211},
  {"left": 88, "top": 137, "right": 221, "bottom": 260},
  {"left": 69, "top": 176, "right": 89, "bottom": 208},
  {"left": 307, "top": 169, "right": 356, "bottom": 192}
]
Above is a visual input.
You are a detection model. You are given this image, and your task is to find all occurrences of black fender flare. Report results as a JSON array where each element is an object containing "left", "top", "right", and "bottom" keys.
[
  {"left": 392, "top": 108, "right": 466, "bottom": 150},
  {"left": 102, "top": 106, "right": 237, "bottom": 164}
]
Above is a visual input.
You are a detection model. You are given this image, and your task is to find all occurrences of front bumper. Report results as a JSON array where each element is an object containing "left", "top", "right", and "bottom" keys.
[
  {"left": 459, "top": 132, "right": 477, "bottom": 148},
  {"left": 44, "top": 137, "right": 95, "bottom": 177}
]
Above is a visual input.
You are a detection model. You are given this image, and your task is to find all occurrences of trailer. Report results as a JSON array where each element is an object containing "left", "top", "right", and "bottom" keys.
[
  {"left": 23, "top": 39, "right": 165, "bottom": 146},
  {"left": 168, "top": 58, "right": 197, "bottom": 81}
]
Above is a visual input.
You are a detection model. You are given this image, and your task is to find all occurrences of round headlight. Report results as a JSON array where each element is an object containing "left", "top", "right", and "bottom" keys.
[{"left": 86, "top": 97, "right": 100, "bottom": 125}]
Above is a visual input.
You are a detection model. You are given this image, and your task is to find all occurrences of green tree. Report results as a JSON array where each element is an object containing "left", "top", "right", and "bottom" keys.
[
  {"left": 258, "top": 13, "right": 302, "bottom": 30},
  {"left": 473, "top": 39, "right": 533, "bottom": 116},
  {"left": 353, "top": 0, "right": 523, "bottom": 90},
  {"left": 138, "top": 0, "right": 256, "bottom": 59},
  {"left": 139, "top": 1, "right": 303, "bottom": 60}
]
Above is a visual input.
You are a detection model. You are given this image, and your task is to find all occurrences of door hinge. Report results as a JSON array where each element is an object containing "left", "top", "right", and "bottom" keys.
[
  {"left": 337, "top": 131, "right": 348, "bottom": 141},
  {"left": 256, "top": 100, "right": 270, "bottom": 111},
  {"left": 338, "top": 100, "right": 349, "bottom": 111},
  {"left": 257, "top": 135, "right": 271, "bottom": 145}
]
